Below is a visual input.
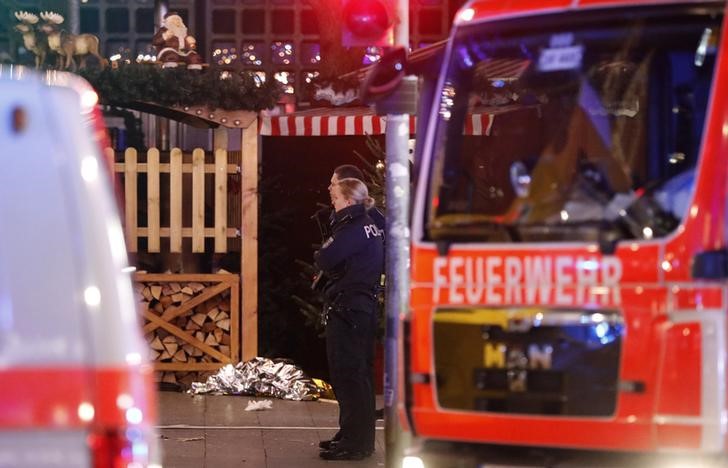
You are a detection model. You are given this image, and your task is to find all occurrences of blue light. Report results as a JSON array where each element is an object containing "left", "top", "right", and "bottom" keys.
[
  {"left": 492, "top": 79, "right": 505, "bottom": 88},
  {"left": 457, "top": 46, "right": 474, "bottom": 68},
  {"left": 595, "top": 321, "right": 609, "bottom": 339}
]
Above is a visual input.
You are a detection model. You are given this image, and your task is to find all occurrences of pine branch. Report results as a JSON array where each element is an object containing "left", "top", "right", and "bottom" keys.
[{"left": 79, "top": 63, "right": 283, "bottom": 111}]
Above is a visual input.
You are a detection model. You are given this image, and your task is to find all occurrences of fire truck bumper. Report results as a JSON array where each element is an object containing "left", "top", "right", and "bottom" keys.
[{"left": 400, "top": 438, "right": 728, "bottom": 468}]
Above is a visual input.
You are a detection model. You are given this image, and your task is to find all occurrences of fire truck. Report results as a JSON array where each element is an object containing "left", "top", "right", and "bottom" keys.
[{"left": 400, "top": 0, "right": 728, "bottom": 465}]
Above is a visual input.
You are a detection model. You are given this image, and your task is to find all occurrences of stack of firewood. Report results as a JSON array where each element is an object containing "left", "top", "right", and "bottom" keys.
[{"left": 134, "top": 279, "right": 233, "bottom": 385}]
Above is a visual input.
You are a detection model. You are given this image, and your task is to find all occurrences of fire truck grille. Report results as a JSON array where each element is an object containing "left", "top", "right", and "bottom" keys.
[{"left": 433, "top": 308, "right": 623, "bottom": 416}]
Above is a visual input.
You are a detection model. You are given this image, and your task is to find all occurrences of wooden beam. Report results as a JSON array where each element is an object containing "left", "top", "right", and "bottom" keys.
[
  {"left": 155, "top": 362, "right": 231, "bottom": 371},
  {"left": 114, "top": 162, "right": 239, "bottom": 174},
  {"left": 230, "top": 273, "right": 240, "bottom": 363},
  {"left": 134, "top": 273, "right": 238, "bottom": 283},
  {"left": 119, "top": 102, "right": 256, "bottom": 130},
  {"left": 214, "top": 149, "right": 228, "bottom": 253},
  {"left": 147, "top": 148, "right": 161, "bottom": 252},
  {"left": 170, "top": 148, "right": 183, "bottom": 252},
  {"left": 169, "top": 105, "right": 258, "bottom": 129},
  {"left": 191, "top": 148, "right": 205, "bottom": 253},
  {"left": 142, "top": 281, "right": 231, "bottom": 333},
  {"left": 241, "top": 119, "right": 259, "bottom": 361},
  {"left": 133, "top": 227, "right": 238, "bottom": 237},
  {"left": 143, "top": 310, "right": 231, "bottom": 362},
  {"left": 124, "top": 148, "right": 138, "bottom": 252}
]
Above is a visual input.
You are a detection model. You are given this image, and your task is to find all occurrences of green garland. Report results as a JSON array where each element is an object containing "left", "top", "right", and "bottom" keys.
[{"left": 80, "top": 64, "right": 283, "bottom": 112}]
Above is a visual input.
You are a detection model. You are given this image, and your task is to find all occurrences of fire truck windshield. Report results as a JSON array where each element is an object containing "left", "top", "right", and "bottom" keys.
[{"left": 427, "top": 6, "right": 722, "bottom": 245}]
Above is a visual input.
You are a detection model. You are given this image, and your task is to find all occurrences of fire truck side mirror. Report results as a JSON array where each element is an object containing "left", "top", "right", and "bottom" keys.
[
  {"left": 361, "top": 46, "right": 406, "bottom": 101},
  {"left": 692, "top": 249, "right": 728, "bottom": 279},
  {"left": 361, "top": 47, "right": 417, "bottom": 115}
]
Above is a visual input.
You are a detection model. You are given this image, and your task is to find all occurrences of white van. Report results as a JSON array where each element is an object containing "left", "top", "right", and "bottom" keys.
[{"left": 0, "top": 67, "right": 160, "bottom": 467}]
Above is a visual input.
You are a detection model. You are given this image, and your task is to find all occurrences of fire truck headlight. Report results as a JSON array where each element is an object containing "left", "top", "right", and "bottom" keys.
[{"left": 402, "top": 455, "right": 425, "bottom": 468}]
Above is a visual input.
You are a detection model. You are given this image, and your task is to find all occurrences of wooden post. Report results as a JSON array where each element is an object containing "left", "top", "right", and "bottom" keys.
[
  {"left": 214, "top": 149, "right": 228, "bottom": 253},
  {"left": 241, "top": 119, "right": 258, "bottom": 361},
  {"left": 124, "top": 148, "right": 138, "bottom": 252},
  {"left": 213, "top": 126, "right": 228, "bottom": 151},
  {"left": 147, "top": 148, "right": 161, "bottom": 252},
  {"left": 191, "top": 149, "right": 205, "bottom": 253},
  {"left": 170, "top": 148, "right": 183, "bottom": 252},
  {"left": 229, "top": 274, "right": 240, "bottom": 362}
]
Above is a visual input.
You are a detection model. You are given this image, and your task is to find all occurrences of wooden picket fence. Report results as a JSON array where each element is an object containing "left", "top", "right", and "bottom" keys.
[
  {"left": 110, "top": 144, "right": 260, "bottom": 376},
  {"left": 110, "top": 147, "right": 240, "bottom": 253}
]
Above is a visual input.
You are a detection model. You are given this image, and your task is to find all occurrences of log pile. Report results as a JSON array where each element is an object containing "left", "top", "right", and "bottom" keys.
[{"left": 134, "top": 276, "right": 236, "bottom": 386}]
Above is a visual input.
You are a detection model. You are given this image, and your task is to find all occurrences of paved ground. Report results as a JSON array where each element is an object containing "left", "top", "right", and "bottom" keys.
[{"left": 157, "top": 391, "right": 385, "bottom": 468}]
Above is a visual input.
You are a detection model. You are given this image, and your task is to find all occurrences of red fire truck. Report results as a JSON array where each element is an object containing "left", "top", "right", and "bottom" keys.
[{"left": 401, "top": 0, "right": 728, "bottom": 465}]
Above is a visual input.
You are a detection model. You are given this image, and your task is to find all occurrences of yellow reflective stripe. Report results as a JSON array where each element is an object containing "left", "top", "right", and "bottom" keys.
[{"left": 433, "top": 308, "right": 544, "bottom": 328}]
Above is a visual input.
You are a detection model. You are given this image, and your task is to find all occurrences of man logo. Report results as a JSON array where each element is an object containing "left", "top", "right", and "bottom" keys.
[
  {"left": 483, "top": 343, "right": 554, "bottom": 392},
  {"left": 483, "top": 343, "right": 554, "bottom": 370}
]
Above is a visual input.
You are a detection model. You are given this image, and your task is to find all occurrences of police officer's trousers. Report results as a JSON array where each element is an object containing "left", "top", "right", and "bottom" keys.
[{"left": 326, "top": 305, "right": 376, "bottom": 452}]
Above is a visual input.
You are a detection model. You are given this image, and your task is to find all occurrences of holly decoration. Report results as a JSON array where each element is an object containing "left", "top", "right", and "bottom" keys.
[{"left": 80, "top": 63, "right": 283, "bottom": 111}]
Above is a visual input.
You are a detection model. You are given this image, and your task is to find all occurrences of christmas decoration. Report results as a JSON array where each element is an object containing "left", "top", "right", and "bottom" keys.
[
  {"left": 313, "top": 84, "right": 359, "bottom": 107},
  {"left": 38, "top": 11, "right": 106, "bottom": 70},
  {"left": 13, "top": 11, "right": 47, "bottom": 69},
  {"left": 80, "top": 64, "right": 283, "bottom": 111},
  {"left": 301, "top": 74, "right": 362, "bottom": 107},
  {"left": 152, "top": 12, "right": 203, "bottom": 70}
]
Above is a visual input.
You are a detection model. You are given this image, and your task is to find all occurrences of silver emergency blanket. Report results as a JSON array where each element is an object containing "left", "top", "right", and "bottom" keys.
[{"left": 189, "top": 357, "right": 321, "bottom": 400}]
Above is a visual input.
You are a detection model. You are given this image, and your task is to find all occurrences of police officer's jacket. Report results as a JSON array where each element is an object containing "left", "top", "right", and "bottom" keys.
[
  {"left": 314, "top": 205, "right": 385, "bottom": 242},
  {"left": 314, "top": 204, "right": 384, "bottom": 312}
]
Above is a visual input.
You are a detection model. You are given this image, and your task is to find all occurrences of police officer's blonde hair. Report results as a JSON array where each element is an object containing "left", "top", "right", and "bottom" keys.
[{"left": 337, "top": 177, "right": 375, "bottom": 209}]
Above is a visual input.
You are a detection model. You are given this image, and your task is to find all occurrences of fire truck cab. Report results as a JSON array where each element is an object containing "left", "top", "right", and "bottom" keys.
[{"left": 404, "top": 0, "right": 728, "bottom": 466}]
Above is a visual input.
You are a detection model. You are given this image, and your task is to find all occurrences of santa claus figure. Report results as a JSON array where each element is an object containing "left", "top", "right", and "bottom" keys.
[{"left": 152, "top": 12, "right": 202, "bottom": 69}]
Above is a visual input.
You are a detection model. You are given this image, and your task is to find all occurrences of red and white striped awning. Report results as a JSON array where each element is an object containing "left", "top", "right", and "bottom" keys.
[{"left": 258, "top": 107, "right": 494, "bottom": 137}]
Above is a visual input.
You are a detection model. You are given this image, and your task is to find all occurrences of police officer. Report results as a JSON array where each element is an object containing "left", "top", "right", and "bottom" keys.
[
  {"left": 313, "top": 164, "right": 385, "bottom": 241},
  {"left": 315, "top": 177, "right": 384, "bottom": 461}
]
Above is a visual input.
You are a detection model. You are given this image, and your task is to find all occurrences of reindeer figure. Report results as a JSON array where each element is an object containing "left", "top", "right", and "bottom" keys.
[
  {"left": 14, "top": 11, "right": 48, "bottom": 69},
  {"left": 40, "top": 12, "right": 107, "bottom": 70},
  {"left": 39, "top": 11, "right": 65, "bottom": 69}
]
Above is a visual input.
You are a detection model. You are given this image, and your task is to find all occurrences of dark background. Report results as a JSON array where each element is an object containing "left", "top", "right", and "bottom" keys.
[{"left": 259, "top": 135, "right": 385, "bottom": 380}]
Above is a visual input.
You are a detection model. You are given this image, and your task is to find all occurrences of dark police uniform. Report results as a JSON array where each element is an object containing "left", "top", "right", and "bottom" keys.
[
  {"left": 313, "top": 205, "right": 385, "bottom": 242},
  {"left": 314, "top": 203, "right": 384, "bottom": 456}
]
